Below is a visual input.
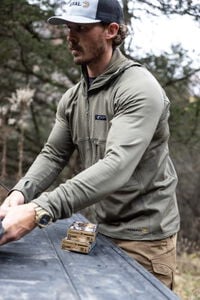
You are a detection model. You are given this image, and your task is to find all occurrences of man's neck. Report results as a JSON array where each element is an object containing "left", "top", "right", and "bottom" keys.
[{"left": 87, "top": 48, "right": 113, "bottom": 77}]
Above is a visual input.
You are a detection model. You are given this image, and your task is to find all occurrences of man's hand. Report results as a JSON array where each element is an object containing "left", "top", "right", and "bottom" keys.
[
  {"left": 0, "top": 190, "right": 25, "bottom": 219},
  {"left": 0, "top": 203, "right": 37, "bottom": 246}
]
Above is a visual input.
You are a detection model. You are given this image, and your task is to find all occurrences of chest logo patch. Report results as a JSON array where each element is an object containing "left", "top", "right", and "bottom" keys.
[{"left": 95, "top": 114, "right": 107, "bottom": 121}]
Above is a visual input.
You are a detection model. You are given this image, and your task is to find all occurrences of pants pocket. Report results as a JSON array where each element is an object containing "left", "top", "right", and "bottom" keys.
[{"left": 151, "top": 247, "right": 176, "bottom": 290}]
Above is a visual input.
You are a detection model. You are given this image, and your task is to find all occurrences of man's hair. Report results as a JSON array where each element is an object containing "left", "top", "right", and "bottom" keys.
[{"left": 112, "top": 24, "right": 128, "bottom": 48}]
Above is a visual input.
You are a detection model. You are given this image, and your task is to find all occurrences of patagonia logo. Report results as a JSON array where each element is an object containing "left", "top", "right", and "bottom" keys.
[{"left": 95, "top": 114, "right": 107, "bottom": 121}]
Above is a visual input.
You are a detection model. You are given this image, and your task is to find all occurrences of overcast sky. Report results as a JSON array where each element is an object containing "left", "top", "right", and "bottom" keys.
[{"left": 130, "top": 14, "right": 200, "bottom": 67}]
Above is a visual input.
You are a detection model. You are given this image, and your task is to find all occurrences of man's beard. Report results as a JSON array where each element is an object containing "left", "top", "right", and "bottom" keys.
[{"left": 69, "top": 41, "right": 106, "bottom": 66}]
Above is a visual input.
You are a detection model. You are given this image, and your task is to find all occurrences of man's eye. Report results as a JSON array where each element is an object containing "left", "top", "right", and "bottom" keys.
[
  {"left": 65, "top": 24, "right": 91, "bottom": 33},
  {"left": 78, "top": 25, "right": 88, "bottom": 32}
]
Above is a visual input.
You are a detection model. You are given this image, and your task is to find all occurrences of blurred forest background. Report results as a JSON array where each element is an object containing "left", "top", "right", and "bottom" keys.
[{"left": 0, "top": 1, "right": 199, "bottom": 296}]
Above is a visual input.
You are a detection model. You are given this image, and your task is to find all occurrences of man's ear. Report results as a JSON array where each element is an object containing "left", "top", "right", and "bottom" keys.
[{"left": 105, "top": 22, "right": 119, "bottom": 40}]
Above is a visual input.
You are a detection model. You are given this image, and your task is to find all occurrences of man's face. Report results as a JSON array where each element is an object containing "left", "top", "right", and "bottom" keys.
[{"left": 65, "top": 22, "right": 108, "bottom": 66}]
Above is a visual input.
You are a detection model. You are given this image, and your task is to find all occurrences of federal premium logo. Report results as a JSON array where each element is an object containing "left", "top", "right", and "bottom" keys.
[
  {"left": 69, "top": 1, "right": 81, "bottom": 7},
  {"left": 69, "top": 1, "right": 90, "bottom": 8},
  {"left": 83, "top": 1, "right": 90, "bottom": 8}
]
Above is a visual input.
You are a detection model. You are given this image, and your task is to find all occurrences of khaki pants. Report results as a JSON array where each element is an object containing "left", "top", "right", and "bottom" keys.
[{"left": 112, "top": 235, "right": 177, "bottom": 290}]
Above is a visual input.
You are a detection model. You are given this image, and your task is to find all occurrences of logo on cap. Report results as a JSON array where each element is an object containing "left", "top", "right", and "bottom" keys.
[
  {"left": 69, "top": 1, "right": 89, "bottom": 8},
  {"left": 69, "top": 1, "right": 81, "bottom": 7},
  {"left": 83, "top": 1, "right": 89, "bottom": 8}
]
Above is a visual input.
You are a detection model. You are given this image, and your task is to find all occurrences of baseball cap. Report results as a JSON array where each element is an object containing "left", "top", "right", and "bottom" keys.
[{"left": 48, "top": 0, "right": 124, "bottom": 25}]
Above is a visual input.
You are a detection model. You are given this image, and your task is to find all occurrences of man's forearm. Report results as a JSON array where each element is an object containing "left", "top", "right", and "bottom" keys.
[{"left": 12, "top": 152, "right": 66, "bottom": 203}]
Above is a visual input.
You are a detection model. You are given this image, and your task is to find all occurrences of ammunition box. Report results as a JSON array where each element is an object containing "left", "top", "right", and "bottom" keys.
[
  {"left": 67, "top": 222, "right": 98, "bottom": 243},
  {"left": 61, "top": 238, "right": 95, "bottom": 254}
]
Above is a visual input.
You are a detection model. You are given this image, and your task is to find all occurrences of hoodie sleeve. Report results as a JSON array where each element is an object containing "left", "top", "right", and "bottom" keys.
[{"left": 12, "top": 93, "right": 75, "bottom": 204}]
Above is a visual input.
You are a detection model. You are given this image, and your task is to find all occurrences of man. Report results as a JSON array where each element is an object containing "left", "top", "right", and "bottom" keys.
[{"left": 0, "top": 0, "right": 180, "bottom": 290}]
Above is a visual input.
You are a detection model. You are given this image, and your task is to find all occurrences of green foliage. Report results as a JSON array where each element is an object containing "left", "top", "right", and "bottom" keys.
[
  {"left": 0, "top": 0, "right": 79, "bottom": 96},
  {"left": 0, "top": 0, "right": 80, "bottom": 159}
]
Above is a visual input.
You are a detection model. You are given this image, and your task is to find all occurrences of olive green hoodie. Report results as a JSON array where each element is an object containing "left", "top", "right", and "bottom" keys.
[{"left": 13, "top": 49, "right": 180, "bottom": 240}]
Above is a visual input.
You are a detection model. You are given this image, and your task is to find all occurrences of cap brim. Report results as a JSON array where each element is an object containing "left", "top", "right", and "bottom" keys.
[{"left": 48, "top": 16, "right": 101, "bottom": 25}]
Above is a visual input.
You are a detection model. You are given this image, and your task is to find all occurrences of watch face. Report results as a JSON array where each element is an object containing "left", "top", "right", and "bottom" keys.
[{"left": 40, "top": 214, "right": 51, "bottom": 226}]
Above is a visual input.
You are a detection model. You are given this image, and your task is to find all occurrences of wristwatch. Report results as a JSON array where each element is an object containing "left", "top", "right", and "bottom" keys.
[
  {"left": 34, "top": 205, "right": 52, "bottom": 228},
  {"left": 0, "top": 219, "right": 4, "bottom": 238}
]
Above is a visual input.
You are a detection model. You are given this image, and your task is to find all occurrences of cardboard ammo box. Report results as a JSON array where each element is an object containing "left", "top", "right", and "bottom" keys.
[
  {"left": 61, "top": 238, "right": 95, "bottom": 254},
  {"left": 67, "top": 221, "right": 98, "bottom": 243}
]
